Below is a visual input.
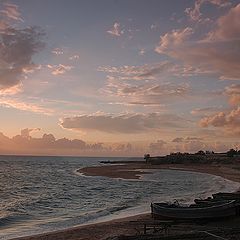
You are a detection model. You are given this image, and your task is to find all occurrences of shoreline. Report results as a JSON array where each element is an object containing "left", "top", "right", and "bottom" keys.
[
  {"left": 11, "top": 213, "right": 151, "bottom": 240},
  {"left": 10, "top": 162, "right": 240, "bottom": 240}
]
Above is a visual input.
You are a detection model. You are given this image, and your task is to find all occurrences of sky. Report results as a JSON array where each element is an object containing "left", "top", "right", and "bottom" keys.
[{"left": 0, "top": 0, "right": 239, "bottom": 156}]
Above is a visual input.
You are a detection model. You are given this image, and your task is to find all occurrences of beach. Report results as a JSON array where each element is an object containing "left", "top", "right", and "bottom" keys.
[
  {"left": 79, "top": 162, "right": 240, "bottom": 183},
  {"left": 10, "top": 161, "right": 240, "bottom": 240}
]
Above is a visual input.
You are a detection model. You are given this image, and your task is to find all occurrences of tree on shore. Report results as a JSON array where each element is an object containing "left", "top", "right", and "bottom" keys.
[
  {"left": 227, "top": 149, "right": 239, "bottom": 157},
  {"left": 144, "top": 154, "right": 150, "bottom": 163}
]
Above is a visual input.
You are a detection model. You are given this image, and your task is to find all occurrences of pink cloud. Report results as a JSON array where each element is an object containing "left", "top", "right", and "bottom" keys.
[
  {"left": 155, "top": 4, "right": 240, "bottom": 80},
  {"left": 60, "top": 112, "right": 188, "bottom": 134},
  {"left": 21, "top": 128, "right": 41, "bottom": 139},
  {"left": 0, "top": 130, "right": 138, "bottom": 156},
  {"left": 200, "top": 107, "right": 240, "bottom": 136},
  {"left": 98, "top": 61, "right": 174, "bottom": 81},
  {"left": 0, "top": 3, "right": 23, "bottom": 22},
  {"left": 225, "top": 84, "right": 240, "bottom": 106},
  {"left": 205, "top": 3, "right": 240, "bottom": 41},
  {"left": 0, "top": 83, "right": 22, "bottom": 95},
  {"left": 103, "top": 79, "right": 190, "bottom": 106},
  {"left": 0, "top": 97, "right": 53, "bottom": 115},
  {"left": 191, "top": 107, "right": 225, "bottom": 116},
  {"left": 155, "top": 27, "right": 193, "bottom": 54}
]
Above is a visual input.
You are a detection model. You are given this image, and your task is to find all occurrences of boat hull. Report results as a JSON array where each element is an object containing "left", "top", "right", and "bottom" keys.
[{"left": 151, "top": 201, "right": 239, "bottom": 220}]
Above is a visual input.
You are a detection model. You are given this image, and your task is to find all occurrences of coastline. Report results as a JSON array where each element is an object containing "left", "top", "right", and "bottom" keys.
[{"left": 10, "top": 162, "right": 240, "bottom": 240}]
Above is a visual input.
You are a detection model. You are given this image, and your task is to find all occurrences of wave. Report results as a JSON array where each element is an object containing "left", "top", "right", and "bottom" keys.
[{"left": 0, "top": 213, "right": 30, "bottom": 227}]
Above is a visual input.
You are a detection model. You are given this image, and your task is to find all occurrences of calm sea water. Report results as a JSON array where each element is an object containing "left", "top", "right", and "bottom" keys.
[{"left": 0, "top": 155, "right": 239, "bottom": 239}]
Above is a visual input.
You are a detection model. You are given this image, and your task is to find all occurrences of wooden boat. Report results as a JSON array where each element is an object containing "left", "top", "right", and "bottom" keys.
[
  {"left": 194, "top": 192, "right": 240, "bottom": 205},
  {"left": 151, "top": 200, "right": 239, "bottom": 220},
  {"left": 212, "top": 192, "right": 240, "bottom": 200}
]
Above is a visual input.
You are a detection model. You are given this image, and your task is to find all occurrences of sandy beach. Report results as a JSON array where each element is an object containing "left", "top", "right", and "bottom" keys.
[
  {"left": 79, "top": 162, "right": 240, "bottom": 183},
  {"left": 11, "top": 162, "right": 240, "bottom": 240}
]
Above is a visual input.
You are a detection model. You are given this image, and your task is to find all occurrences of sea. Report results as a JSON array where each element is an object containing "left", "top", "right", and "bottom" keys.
[{"left": 0, "top": 155, "right": 239, "bottom": 239}]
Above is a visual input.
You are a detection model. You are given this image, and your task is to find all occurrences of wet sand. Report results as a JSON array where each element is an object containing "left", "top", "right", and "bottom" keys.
[
  {"left": 11, "top": 162, "right": 240, "bottom": 240},
  {"left": 12, "top": 214, "right": 152, "bottom": 240}
]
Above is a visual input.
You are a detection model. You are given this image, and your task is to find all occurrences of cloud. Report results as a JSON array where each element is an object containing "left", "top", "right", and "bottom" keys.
[
  {"left": 98, "top": 61, "right": 197, "bottom": 107},
  {"left": 171, "top": 136, "right": 207, "bottom": 152},
  {"left": 200, "top": 107, "right": 240, "bottom": 128},
  {"left": 99, "top": 62, "right": 213, "bottom": 93},
  {"left": 172, "top": 137, "right": 184, "bottom": 143},
  {"left": 150, "top": 24, "right": 157, "bottom": 30},
  {"left": 0, "top": 3, "right": 23, "bottom": 22},
  {"left": 149, "top": 140, "right": 167, "bottom": 152},
  {"left": 107, "top": 22, "right": 124, "bottom": 37},
  {"left": 148, "top": 137, "right": 225, "bottom": 154},
  {"left": 104, "top": 79, "right": 190, "bottom": 105},
  {"left": 110, "top": 143, "right": 133, "bottom": 152},
  {"left": 225, "top": 84, "right": 240, "bottom": 106},
  {"left": 191, "top": 107, "right": 225, "bottom": 116},
  {"left": 21, "top": 128, "right": 41, "bottom": 138},
  {"left": 98, "top": 64, "right": 148, "bottom": 77},
  {"left": 0, "top": 130, "right": 140, "bottom": 156},
  {"left": 99, "top": 61, "right": 213, "bottom": 81},
  {"left": 155, "top": 27, "right": 193, "bottom": 54},
  {"left": 138, "top": 48, "right": 145, "bottom": 56},
  {"left": 172, "top": 137, "right": 203, "bottom": 143},
  {"left": 69, "top": 55, "right": 79, "bottom": 60},
  {"left": 51, "top": 48, "right": 64, "bottom": 55},
  {"left": 60, "top": 112, "right": 188, "bottom": 134},
  {"left": 205, "top": 3, "right": 240, "bottom": 41},
  {"left": 186, "top": 137, "right": 204, "bottom": 141},
  {"left": 182, "top": 139, "right": 206, "bottom": 152},
  {"left": 0, "top": 26, "right": 45, "bottom": 90},
  {"left": 98, "top": 61, "right": 177, "bottom": 81},
  {"left": 0, "top": 129, "right": 237, "bottom": 156},
  {"left": 171, "top": 135, "right": 238, "bottom": 153},
  {"left": 199, "top": 107, "right": 240, "bottom": 136},
  {"left": 0, "top": 83, "right": 22, "bottom": 95},
  {"left": 47, "top": 64, "right": 73, "bottom": 75},
  {"left": 155, "top": 4, "right": 240, "bottom": 80},
  {"left": 0, "top": 97, "right": 53, "bottom": 115},
  {"left": 0, "top": 130, "right": 108, "bottom": 155},
  {"left": 0, "top": 3, "right": 45, "bottom": 91},
  {"left": 185, "top": 0, "right": 231, "bottom": 22}
]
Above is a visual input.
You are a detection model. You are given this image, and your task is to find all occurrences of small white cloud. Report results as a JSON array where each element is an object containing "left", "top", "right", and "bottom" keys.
[
  {"left": 69, "top": 55, "right": 80, "bottom": 60},
  {"left": 51, "top": 48, "right": 64, "bottom": 55},
  {"left": 150, "top": 24, "right": 157, "bottom": 30},
  {"left": 47, "top": 64, "right": 73, "bottom": 75},
  {"left": 138, "top": 48, "right": 145, "bottom": 56},
  {"left": 107, "top": 22, "right": 124, "bottom": 37}
]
